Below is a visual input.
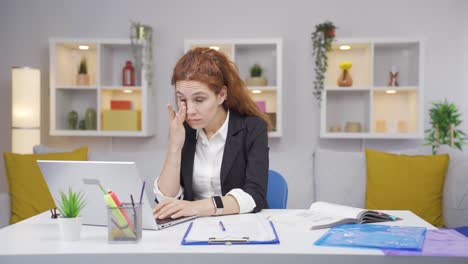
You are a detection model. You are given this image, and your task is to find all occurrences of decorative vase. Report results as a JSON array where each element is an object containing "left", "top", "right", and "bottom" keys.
[
  {"left": 58, "top": 217, "right": 83, "bottom": 241},
  {"left": 67, "top": 111, "right": 78, "bottom": 130},
  {"left": 85, "top": 108, "right": 96, "bottom": 130},
  {"left": 246, "top": 77, "right": 268, "bottom": 86},
  {"left": 79, "top": 120, "right": 86, "bottom": 130},
  {"left": 337, "top": 69, "right": 353, "bottom": 87},
  {"left": 122, "top": 61, "right": 135, "bottom": 86},
  {"left": 76, "top": 74, "right": 90, "bottom": 86}
]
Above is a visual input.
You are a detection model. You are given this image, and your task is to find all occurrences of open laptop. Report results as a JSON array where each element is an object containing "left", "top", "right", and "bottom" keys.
[{"left": 37, "top": 160, "right": 197, "bottom": 230}]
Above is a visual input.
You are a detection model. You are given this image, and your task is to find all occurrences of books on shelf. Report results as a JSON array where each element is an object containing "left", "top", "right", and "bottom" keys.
[{"left": 269, "top": 201, "right": 400, "bottom": 230}]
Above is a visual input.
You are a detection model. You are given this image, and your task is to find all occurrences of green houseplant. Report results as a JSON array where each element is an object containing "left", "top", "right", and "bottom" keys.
[
  {"left": 250, "top": 64, "right": 263, "bottom": 77},
  {"left": 425, "top": 99, "right": 467, "bottom": 154},
  {"left": 76, "top": 56, "right": 90, "bottom": 85},
  {"left": 311, "top": 21, "right": 337, "bottom": 102},
  {"left": 56, "top": 188, "right": 86, "bottom": 241},
  {"left": 246, "top": 63, "right": 267, "bottom": 86}
]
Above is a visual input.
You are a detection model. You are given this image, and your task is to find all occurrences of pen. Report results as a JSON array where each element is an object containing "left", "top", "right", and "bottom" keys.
[
  {"left": 130, "top": 194, "right": 137, "bottom": 217},
  {"left": 219, "top": 220, "right": 226, "bottom": 232},
  {"left": 139, "top": 181, "right": 146, "bottom": 204}
]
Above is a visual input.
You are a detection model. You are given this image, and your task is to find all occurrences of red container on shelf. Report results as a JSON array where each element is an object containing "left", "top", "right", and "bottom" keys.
[{"left": 122, "top": 60, "right": 135, "bottom": 86}]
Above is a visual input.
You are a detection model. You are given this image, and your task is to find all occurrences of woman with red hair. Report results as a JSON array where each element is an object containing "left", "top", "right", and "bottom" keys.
[{"left": 153, "top": 48, "right": 271, "bottom": 220}]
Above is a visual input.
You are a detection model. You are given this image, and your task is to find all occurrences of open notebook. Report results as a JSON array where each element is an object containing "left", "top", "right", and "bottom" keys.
[{"left": 269, "top": 201, "right": 400, "bottom": 230}]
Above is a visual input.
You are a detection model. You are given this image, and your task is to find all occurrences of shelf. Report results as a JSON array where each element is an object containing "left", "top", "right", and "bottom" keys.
[
  {"left": 235, "top": 43, "right": 278, "bottom": 87},
  {"left": 325, "top": 86, "right": 371, "bottom": 91},
  {"left": 320, "top": 39, "right": 423, "bottom": 139},
  {"left": 373, "top": 42, "right": 420, "bottom": 87},
  {"left": 247, "top": 86, "right": 277, "bottom": 91},
  {"left": 185, "top": 38, "right": 282, "bottom": 138},
  {"left": 325, "top": 42, "right": 372, "bottom": 87},
  {"left": 53, "top": 42, "right": 98, "bottom": 87},
  {"left": 56, "top": 86, "right": 98, "bottom": 90},
  {"left": 324, "top": 90, "right": 370, "bottom": 134},
  {"left": 54, "top": 89, "right": 97, "bottom": 131},
  {"left": 373, "top": 86, "right": 418, "bottom": 91},
  {"left": 100, "top": 43, "right": 141, "bottom": 87},
  {"left": 321, "top": 132, "right": 423, "bottom": 139},
  {"left": 372, "top": 90, "right": 419, "bottom": 134},
  {"left": 50, "top": 38, "right": 154, "bottom": 137},
  {"left": 50, "top": 130, "right": 151, "bottom": 137}
]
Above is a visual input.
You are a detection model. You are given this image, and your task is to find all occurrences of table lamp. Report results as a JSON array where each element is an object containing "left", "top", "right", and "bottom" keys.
[{"left": 11, "top": 67, "right": 40, "bottom": 154}]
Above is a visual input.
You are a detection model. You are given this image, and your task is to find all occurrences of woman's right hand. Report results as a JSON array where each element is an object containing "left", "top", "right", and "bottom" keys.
[{"left": 167, "top": 101, "right": 186, "bottom": 151}]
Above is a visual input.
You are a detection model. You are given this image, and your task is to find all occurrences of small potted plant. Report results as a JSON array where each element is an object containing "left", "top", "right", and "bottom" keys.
[
  {"left": 56, "top": 188, "right": 86, "bottom": 241},
  {"left": 425, "top": 99, "right": 467, "bottom": 154},
  {"left": 246, "top": 63, "right": 268, "bottom": 86},
  {"left": 76, "top": 56, "right": 90, "bottom": 86}
]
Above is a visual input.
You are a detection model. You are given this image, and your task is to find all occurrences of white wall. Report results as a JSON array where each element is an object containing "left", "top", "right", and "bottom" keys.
[
  {"left": 462, "top": 0, "right": 468, "bottom": 133},
  {"left": 0, "top": 0, "right": 466, "bottom": 197}
]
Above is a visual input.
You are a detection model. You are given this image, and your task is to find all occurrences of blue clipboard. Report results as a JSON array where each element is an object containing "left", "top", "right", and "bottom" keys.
[{"left": 181, "top": 220, "right": 280, "bottom": 245}]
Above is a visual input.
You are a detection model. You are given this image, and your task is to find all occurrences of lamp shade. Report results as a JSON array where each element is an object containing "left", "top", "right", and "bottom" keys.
[{"left": 12, "top": 67, "right": 40, "bottom": 154}]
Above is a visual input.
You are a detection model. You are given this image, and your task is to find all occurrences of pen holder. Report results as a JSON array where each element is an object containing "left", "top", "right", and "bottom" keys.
[{"left": 107, "top": 202, "right": 142, "bottom": 243}]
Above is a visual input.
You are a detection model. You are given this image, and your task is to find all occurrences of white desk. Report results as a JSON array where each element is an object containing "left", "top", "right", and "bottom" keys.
[{"left": 0, "top": 210, "right": 465, "bottom": 264}]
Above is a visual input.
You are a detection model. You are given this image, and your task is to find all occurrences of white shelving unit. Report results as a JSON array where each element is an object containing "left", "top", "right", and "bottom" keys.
[
  {"left": 184, "top": 39, "right": 283, "bottom": 138},
  {"left": 320, "top": 38, "right": 424, "bottom": 139},
  {"left": 49, "top": 38, "right": 155, "bottom": 137}
]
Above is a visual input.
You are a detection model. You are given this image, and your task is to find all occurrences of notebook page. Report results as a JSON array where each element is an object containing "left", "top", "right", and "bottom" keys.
[
  {"left": 309, "top": 201, "right": 366, "bottom": 219},
  {"left": 185, "top": 214, "right": 275, "bottom": 242}
]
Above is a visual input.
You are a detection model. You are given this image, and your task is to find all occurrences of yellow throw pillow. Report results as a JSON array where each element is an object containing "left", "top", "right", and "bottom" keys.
[
  {"left": 365, "top": 149, "right": 449, "bottom": 227},
  {"left": 3, "top": 147, "right": 88, "bottom": 224}
]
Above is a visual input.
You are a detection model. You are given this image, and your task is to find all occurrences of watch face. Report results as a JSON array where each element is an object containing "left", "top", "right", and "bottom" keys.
[{"left": 213, "top": 196, "right": 224, "bottom": 208}]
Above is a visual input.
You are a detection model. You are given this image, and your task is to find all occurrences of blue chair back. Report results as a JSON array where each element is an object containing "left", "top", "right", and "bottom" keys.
[{"left": 266, "top": 170, "right": 288, "bottom": 209}]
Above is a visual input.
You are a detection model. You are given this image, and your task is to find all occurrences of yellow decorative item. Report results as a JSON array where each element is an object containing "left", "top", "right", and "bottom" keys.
[
  {"left": 365, "top": 149, "right": 449, "bottom": 227},
  {"left": 102, "top": 110, "right": 141, "bottom": 131},
  {"left": 337, "top": 61, "right": 353, "bottom": 87},
  {"left": 339, "top": 61, "right": 352, "bottom": 70},
  {"left": 3, "top": 147, "right": 88, "bottom": 224}
]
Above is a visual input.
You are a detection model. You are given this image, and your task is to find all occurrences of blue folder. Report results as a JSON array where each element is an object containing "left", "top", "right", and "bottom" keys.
[
  {"left": 181, "top": 221, "right": 280, "bottom": 245},
  {"left": 314, "top": 224, "right": 427, "bottom": 251}
]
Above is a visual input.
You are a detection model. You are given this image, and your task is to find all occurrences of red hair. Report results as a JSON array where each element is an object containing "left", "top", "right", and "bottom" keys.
[{"left": 171, "top": 47, "right": 272, "bottom": 129}]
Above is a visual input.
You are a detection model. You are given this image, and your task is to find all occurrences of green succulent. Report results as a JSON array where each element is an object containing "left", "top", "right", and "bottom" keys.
[
  {"left": 56, "top": 188, "right": 86, "bottom": 218},
  {"left": 425, "top": 99, "right": 467, "bottom": 154},
  {"left": 78, "top": 57, "right": 87, "bottom": 74},
  {"left": 250, "top": 64, "right": 263, "bottom": 77}
]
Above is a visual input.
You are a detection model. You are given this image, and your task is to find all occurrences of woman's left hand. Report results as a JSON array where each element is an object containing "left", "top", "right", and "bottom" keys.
[{"left": 153, "top": 199, "right": 208, "bottom": 219}]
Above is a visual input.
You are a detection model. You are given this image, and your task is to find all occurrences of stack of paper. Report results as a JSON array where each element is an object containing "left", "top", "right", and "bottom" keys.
[{"left": 183, "top": 214, "right": 278, "bottom": 245}]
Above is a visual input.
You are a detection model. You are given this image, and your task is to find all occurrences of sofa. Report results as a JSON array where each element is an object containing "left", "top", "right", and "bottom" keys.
[
  {"left": 0, "top": 145, "right": 467, "bottom": 229},
  {"left": 314, "top": 146, "right": 468, "bottom": 228}
]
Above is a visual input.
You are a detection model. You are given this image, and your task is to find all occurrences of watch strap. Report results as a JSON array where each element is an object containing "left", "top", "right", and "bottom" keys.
[{"left": 212, "top": 196, "right": 224, "bottom": 215}]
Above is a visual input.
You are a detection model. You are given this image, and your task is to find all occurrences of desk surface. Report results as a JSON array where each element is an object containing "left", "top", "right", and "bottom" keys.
[{"left": 0, "top": 210, "right": 465, "bottom": 264}]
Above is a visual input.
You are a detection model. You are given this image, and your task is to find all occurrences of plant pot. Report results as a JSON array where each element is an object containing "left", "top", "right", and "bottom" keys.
[
  {"left": 76, "top": 74, "right": 90, "bottom": 86},
  {"left": 246, "top": 77, "right": 268, "bottom": 86},
  {"left": 58, "top": 217, "right": 83, "bottom": 241}
]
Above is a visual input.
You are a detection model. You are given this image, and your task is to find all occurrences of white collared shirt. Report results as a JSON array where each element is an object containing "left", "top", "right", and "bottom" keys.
[{"left": 154, "top": 111, "right": 256, "bottom": 214}]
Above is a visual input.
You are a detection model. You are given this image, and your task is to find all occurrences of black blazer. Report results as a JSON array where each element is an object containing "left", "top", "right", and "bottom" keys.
[{"left": 180, "top": 111, "right": 269, "bottom": 212}]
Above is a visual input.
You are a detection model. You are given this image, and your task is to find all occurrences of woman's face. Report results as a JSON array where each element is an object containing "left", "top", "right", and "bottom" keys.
[{"left": 175, "top": 80, "right": 226, "bottom": 129}]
